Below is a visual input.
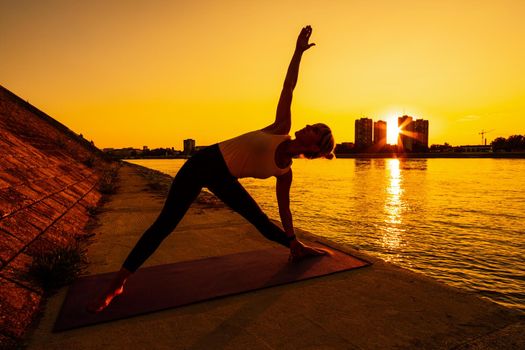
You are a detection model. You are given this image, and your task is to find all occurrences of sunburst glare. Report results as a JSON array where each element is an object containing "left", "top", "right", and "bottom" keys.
[{"left": 386, "top": 117, "right": 400, "bottom": 145}]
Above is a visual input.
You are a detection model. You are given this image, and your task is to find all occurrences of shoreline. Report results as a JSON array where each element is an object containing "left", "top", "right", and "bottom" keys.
[
  {"left": 335, "top": 152, "right": 525, "bottom": 159},
  {"left": 116, "top": 152, "right": 525, "bottom": 160}
]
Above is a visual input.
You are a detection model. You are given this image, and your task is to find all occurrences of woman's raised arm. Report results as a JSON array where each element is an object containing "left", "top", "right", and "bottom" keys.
[{"left": 263, "top": 26, "right": 315, "bottom": 134}]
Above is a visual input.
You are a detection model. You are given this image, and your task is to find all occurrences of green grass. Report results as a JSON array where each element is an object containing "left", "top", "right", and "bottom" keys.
[
  {"left": 86, "top": 205, "right": 99, "bottom": 216},
  {"left": 98, "top": 167, "right": 119, "bottom": 194},
  {"left": 82, "top": 156, "right": 96, "bottom": 168},
  {"left": 29, "top": 244, "right": 87, "bottom": 293}
]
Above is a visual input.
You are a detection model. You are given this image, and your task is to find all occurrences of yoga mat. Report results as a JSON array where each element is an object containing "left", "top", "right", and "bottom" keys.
[{"left": 54, "top": 242, "right": 370, "bottom": 332}]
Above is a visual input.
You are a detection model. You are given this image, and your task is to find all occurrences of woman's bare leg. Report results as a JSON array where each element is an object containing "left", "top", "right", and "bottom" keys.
[{"left": 87, "top": 164, "right": 202, "bottom": 313}]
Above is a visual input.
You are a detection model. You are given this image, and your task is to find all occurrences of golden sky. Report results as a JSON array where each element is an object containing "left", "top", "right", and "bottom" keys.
[{"left": 1, "top": 0, "right": 524, "bottom": 148}]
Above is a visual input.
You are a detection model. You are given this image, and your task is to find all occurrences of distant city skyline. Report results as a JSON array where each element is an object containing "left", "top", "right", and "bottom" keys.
[{"left": 353, "top": 115, "right": 429, "bottom": 151}]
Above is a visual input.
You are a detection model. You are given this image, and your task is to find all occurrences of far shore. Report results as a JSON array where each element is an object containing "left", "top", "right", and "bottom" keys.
[
  {"left": 117, "top": 151, "right": 525, "bottom": 160},
  {"left": 335, "top": 151, "right": 525, "bottom": 159}
]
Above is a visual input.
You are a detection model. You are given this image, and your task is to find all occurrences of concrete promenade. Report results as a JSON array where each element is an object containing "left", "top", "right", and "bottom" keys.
[{"left": 27, "top": 163, "right": 523, "bottom": 349}]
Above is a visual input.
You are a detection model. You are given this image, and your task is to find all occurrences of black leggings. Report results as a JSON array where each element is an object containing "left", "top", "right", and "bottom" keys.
[{"left": 122, "top": 144, "right": 291, "bottom": 272}]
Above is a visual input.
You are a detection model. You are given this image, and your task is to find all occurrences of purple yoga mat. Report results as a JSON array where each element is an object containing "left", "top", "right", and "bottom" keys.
[{"left": 54, "top": 243, "right": 370, "bottom": 332}]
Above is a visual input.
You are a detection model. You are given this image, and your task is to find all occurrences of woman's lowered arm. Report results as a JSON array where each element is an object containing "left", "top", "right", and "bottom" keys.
[
  {"left": 276, "top": 169, "right": 329, "bottom": 261},
  {"left": 276, "top": 169, "right": 295, "bottom": 239}
]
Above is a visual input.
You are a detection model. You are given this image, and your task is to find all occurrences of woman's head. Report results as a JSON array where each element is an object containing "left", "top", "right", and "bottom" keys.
[{"left": 295, "top": 123, "right": 335, "bottom": 159}]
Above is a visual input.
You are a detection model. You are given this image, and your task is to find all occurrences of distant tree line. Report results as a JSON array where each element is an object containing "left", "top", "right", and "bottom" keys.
[
  {"left": 429, "top": 143, "right": 453, "bottom": 152},
  {"left": 491, "top": 135, "right": 525, "bottom": 151},
  {"left": 104, "top": 147, "right": 184, "bottom": 159},
  {"left": 141, "top": 147, "right": 180, "bottom": 157}
]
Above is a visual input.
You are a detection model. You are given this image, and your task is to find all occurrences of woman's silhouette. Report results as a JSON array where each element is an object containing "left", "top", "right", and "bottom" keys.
[{"left": 89, "top": 25, "right": 335, "bottom": 313}]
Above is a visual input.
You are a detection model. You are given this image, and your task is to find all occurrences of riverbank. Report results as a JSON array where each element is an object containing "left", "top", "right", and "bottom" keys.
[
  {"left": 335, "top": 152, "right": 525, "bottom": 158},
  {"left": 117, "top": 151, "right": 525, "bottom": 161},
  {"left": 26, "top": 163, "right": 524, "bottom": 349}
]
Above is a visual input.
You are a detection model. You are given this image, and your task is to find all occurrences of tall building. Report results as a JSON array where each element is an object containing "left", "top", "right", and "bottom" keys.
[
  {"left": 413, "top": 119, "right": 429, "bottom": 151},
  {"left": 398, "top": 116, "right": 430, "bottom": 152},
  {"left": 183, "top": 138, "right": 196, "bottom": 155},
  {"left": 373, "top": 120, "right": 387, "bottom": 149},
  {"left": 398, "top": 115, "right": 414, "bottom": 152},
  {"left": 355, "top": 118, "right": 373, "bottom": 149}
]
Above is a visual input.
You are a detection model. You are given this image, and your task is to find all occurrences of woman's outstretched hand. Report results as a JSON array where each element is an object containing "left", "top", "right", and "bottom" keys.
[
  {"left": 289, "top": 239, "right": 329, "bottom": 262},
  {"left": 296, "top": 25, "right": 315, "bottom": 52}
]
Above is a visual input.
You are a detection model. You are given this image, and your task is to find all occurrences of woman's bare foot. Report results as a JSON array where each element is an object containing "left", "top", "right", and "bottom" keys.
[
  {"left": 86, "top": 268, "right": 131, "bottom": 313},
  {"left": 86, "top": 283, "right": 125, "bottom": 313},
  {"left": 289, "top": 239, "right": 329, "bottom": 262}
]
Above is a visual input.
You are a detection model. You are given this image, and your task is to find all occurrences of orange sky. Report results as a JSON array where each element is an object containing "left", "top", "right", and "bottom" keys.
[{"left": 1, "top": 0, "right": 524, "bottom": 149}]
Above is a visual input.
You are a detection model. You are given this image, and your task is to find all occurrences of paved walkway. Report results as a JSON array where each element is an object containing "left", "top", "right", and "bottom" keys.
[{"left": 27, "top": 163, "right": 523, "bottom": 349}]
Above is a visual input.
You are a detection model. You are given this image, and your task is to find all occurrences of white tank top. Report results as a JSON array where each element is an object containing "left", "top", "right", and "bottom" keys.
[{"left": 219, "top": 130, "right": 292, "bottom": 179}]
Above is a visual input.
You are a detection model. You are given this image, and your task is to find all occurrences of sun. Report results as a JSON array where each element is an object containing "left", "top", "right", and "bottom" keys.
[{"left": 386, "top": 117, "right": 400, "bottom": 145}]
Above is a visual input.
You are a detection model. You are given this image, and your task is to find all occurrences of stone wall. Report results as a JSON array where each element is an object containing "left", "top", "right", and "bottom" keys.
[{"left": 0, "top": 85, "right": 112, "bottom": 346}]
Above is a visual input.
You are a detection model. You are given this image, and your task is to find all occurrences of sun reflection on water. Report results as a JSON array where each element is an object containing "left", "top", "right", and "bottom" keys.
[{"left": 382, "top": 159, "right": 405, "bottom": 258}]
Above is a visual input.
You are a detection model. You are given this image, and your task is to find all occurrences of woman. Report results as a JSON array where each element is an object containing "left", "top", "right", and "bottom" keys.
[{"left": 89, "top": 25, "right": 335, "bottom": 313}]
